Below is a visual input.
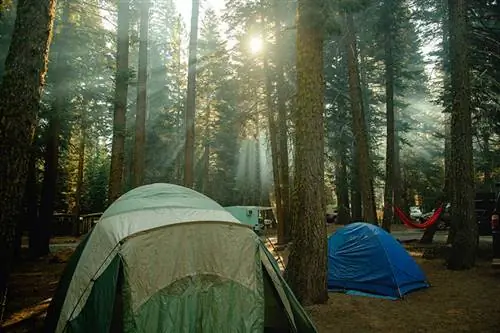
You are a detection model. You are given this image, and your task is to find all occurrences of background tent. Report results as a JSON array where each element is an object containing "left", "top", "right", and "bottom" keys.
[
  {"left": 327, "top": 222, "right": 429, "bottom": 299},
  {"left": 44, "top": 183, "right": 317, "bottom": 333}
]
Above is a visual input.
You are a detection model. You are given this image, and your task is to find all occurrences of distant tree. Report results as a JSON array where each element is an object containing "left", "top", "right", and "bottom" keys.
[
  {"left": 109, "top": 0, "right": 130, "bottom": 203},
  {"left": 381, "top": 0, "right": 396, "bottom": 232},
  {"left": 344, "top": 12, "right": 377, "bottom": 224},
  {"left": 0, "top": 0, "right": 57, "bottom": 309},
  {"left": 184, "top": 0, "right": 200, "bottom": 188},
  {"left": 132, "top": 0, "right": 150, "bottom": 188}
]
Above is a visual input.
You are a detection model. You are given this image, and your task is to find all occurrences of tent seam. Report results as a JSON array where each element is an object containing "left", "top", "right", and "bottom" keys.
[
  {"left": 61, "top": 243, "right": 122, "bottom": 332},
  {"left": 370, "top": 229, "right": 404, "bottom": 299}
]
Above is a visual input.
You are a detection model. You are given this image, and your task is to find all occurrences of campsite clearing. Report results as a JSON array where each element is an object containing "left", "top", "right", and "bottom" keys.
[{"left": 3, "top": 238, "right": 500, "bottom": 333}]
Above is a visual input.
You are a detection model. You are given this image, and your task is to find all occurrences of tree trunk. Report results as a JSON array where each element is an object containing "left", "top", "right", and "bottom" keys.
[
  {"left": 382, "top": 0, "right": 395, "bottom": 232},
  {"left": 335, "top": 98, "right": 351, "bottom": 225},
  {"left": 350, "top": 142, "right": 363, "bottom": 221},
  {"left": 183, "top": 0, "right": 200, "bottom": 188},
  {"left": 255, "top": 122, "right": 262, "bottom": 205},
  {"left": 109, "top": 0, "right": 130, "bottom": 203},
  {"left": 335, "top": 140, "right": 351, "bottom": 225},
  {"left": 38, "top": 118, "right": 60, "bottom": 256},
  {"left": 202, "top": 104, "right": 211, "bottom": 195},
  {"left": 73, "top": 123, "right": 85, "bottom": 236},
  {"left": 446, "top": 0, "right": 476, "bottom": 270},
  {"left": 17, "top": 151, "right": 38, "bottom": 258},
  {"left": 132, "top": 0, "right": 149, "bottom": 188},
  {"left": 420, "top": 220, "right": 439, "bottom": 244},
  {"left": 344, "top": 13, "right": 377, "bottom": 224},
  {"left": 274, "top": 4, "right": 291, "bottom": 243},
  {"left": 0, "top": 0, "right": 56, "bottom": 310},
  {"left": 394, "top": 117, "right": 403, "bottom": 220},
  {"left": 481, "top": 132, "right": 492, "bottom": 187},
  {"left": 441, "top": 0, "right": 455, "bottom": 244},
  {"left": 284, "top": 0, "right": 328, "bottom": 305},
  {"left": 263, "top": 57, "right": 285, "bottom": 243},
  {"left": 202, "top": 143, "right": 210, "bottom": 194},
  {"left": 24, "top": 152, "right": 39, "bottom": 257}
]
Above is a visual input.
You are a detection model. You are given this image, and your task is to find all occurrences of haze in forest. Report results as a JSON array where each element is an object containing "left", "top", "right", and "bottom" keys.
[{"left": 0, "top": 0, "right": 498, "bottom": 327}]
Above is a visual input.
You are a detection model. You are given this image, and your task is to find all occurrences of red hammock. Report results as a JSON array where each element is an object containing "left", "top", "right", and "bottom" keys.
[{"left": 394, "top": 206, "right": 444, "bottom": 229}]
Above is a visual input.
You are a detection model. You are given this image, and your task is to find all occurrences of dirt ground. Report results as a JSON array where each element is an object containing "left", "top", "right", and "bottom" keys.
[
  {"left": 2, "top": 248, "right": 73, "bottom": 333},
  {"left": 3, "top": 232, "right": 500, "bottom": 333},
  {"left": 308, "top": 254, "right": 500, "bottom": 333}
]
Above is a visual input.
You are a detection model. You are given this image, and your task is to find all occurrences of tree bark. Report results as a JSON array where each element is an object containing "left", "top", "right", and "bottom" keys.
[
  {"left": 183, "top": 0, "right": 200, "bottom": 188},
  {"left": 481, "top": 132, "right": 492, "bottom": 187},
  {"left": 25, "top": 151, "right": 39, "bottom": 257},
  {"left": 202, "top": 104, "right": 211, "bottom": 195},
  {"left": 255, "top": 121, "right": 262, "bottom": 205},
  {"left": 335, "top": 139, "right": 351, "bottom": 225},
  {"left": 446, "top": 0, "right": 476, "bottom": 270},
  {"left": 350, "top": 142, "right": 363, "bottom": 221},
  {"left": 344, "top": 13, "right": 377, "bottom": 224},
  {"left": 132, "top": 0, "right": 149, "bottom": 188},
  {"left": 73, "top": 121, "right": 85, "bottom": 236},
  {"left": 109, "top": 0, "right": 130, "bottom": 203},
  {"left": 38, "top": 118, "right": 60, "bottom": 256},
  {"left": 263, "top": 56, "right": 285, "bottom": 243},
  {"left": 382, "top": 0, "right": 395, "bottom": 232},
  {"left": 284, "top": 0, "right": 328, "bottom": 305},
  {"left": 393, "top": 117, "right": 403, "bottom": 219},
  {"left": 274, "top": 4, "right": 291, "bottom": 243},
  {"left": 0, "top": 0, "right": 56, "bottom": 309}
]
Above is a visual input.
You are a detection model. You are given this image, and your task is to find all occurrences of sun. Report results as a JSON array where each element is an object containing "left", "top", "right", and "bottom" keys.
[{"left": 249, "top": 36, "right": 263, "bottom": 54}]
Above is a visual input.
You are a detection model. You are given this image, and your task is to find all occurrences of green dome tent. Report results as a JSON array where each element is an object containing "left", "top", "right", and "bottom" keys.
[{"left": 44, "top": 183, "right": 317, "bottom": 333}]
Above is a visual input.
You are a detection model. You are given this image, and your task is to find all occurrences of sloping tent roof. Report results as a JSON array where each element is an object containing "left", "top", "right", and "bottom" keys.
[
  {"left": 327, "top": 222, "right": 429, "bottom": 299},
  {"left": 45, "top": 183, "right": 317, "bottom": 333}
]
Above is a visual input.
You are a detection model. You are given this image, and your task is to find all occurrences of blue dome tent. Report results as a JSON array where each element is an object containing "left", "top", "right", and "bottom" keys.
[{"left": 327, "top": 222, "right": 429, "bottom": 299}]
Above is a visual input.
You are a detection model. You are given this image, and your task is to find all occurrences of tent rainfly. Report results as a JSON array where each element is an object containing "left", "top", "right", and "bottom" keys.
[
  {"left": 327, "top": 222, "right": 430, "bottom": 299},
  {"left": 44, "top": 183, "right": 317, "bottom": 333}
]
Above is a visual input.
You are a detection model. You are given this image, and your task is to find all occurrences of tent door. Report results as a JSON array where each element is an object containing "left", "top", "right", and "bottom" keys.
[
  {"left": 263, "top": 266, "right": 292, "bottom": 333},
  {"left": 110, "top": 266, "right": 124, "bottom": 333}
]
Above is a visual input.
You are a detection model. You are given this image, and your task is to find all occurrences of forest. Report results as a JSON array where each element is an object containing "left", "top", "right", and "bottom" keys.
[{"left": 0, "top": 0, "right": 499, "bottom": 332}]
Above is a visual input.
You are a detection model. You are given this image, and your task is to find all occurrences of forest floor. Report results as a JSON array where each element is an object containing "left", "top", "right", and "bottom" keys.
[{"left": 2, "top": 227, "right": 500, "bottom": 333}]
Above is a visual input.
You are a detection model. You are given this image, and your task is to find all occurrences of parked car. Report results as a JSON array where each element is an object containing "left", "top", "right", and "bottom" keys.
[
  {"left": 419, "top": 203, "right": 451, "bottom": 230},
  {"left": 422, "top": 193, "right": 497, "bottom": 235},
  {"left": 326, "top": 205, "right": 338, "bottom": 224},
  {"left": 409, "top": 206, "right": 423, "bottom": 220},
  {"left": 326, "top": 210, "right": 338, "bottom": 224},
  {"left": 492, "top": 212, "right": 500, "bottom": 268},
  {"left": 474, "top": 191, "right": 498, "bottom": 236}
]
